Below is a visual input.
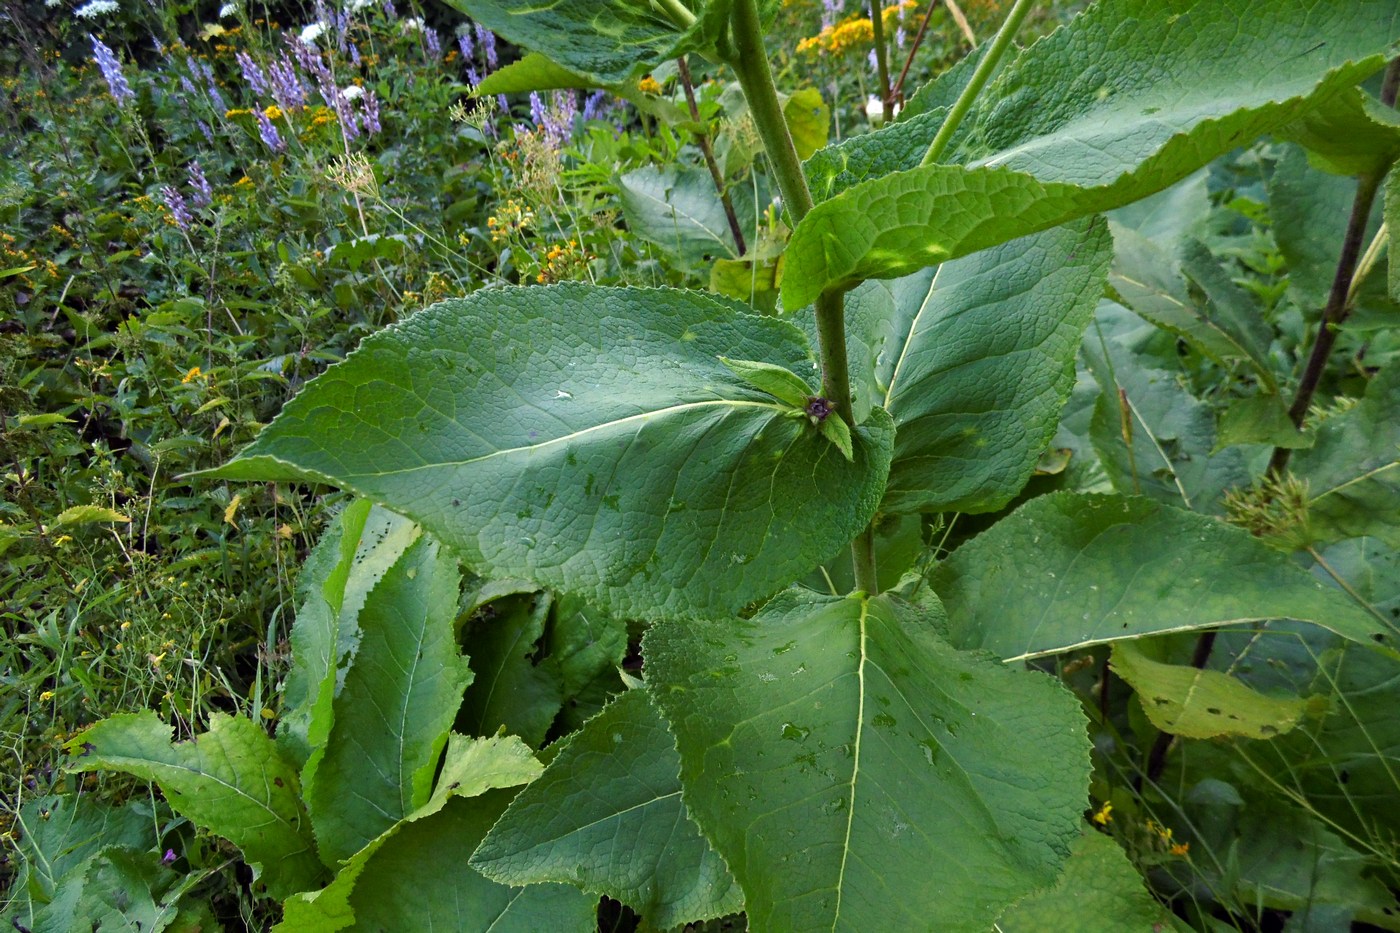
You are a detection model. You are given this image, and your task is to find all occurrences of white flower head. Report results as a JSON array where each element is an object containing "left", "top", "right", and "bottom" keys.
[
  {"left": 340, "top": 84, "right": 364, "bottom": 100},
  {"left": 299, "top": 21, "right": 327, "bottom": 44},
  {"left": 218, "top": 2, "right": 237, "bottom": 17},
  {"left": 346, "top": 0, "right": 375, "bottom": 12},
  {"left": 864, "top": 95, "right": 884, "bottom": 122},
  {"left": 45, "top": 0, "right": 62, "bottom": 7},
  {"left": 400, "top": 16, "right": 424, "bottom": 32},
  {"left": 75, "top": 0, "right": 119, "bottom": 18}
]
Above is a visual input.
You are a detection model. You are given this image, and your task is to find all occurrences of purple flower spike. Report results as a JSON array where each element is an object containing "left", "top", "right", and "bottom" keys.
[
  {"left": 255, "top": 108, "right": 287, "bottom": 152},
  {"left": 424, "top": 26, "right": 441, "bottom": 59},
  {"left": 475, "top": 24, "right": 497, "bottom": 70},
  {"left": 90, "top": 35, "right": 135, "bottom": 106},
  {"left": 457, "top": 29, "right": 473, "bottom": 60},
  {"left": 362, "top": 88, "right": 381, "bottom": 135},
  {"left": 161, "top": 186, "right": 192, "bottom": 229},
  {"left": 236, "top": 51, "right": 269, "bottom": 95},
  {"left": 187, "top": 161, "right": 213, "bottom": 210}
]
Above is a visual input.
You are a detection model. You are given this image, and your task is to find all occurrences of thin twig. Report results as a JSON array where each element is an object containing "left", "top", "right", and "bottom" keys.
[{"left": 677, "top": 57, "right": 747, "bottom": 255}]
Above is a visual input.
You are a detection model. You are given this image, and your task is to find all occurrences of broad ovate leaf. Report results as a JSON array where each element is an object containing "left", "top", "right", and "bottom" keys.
[
  {"left": 212, "top": 285, "right": 893, "bottom": 621},
  {"left": 645, "top": 590, "right": 1089, "bottom": 932},
  {"left": 783, "top": 1, "right": 1400, "bottom": 307},
  {"left": 618, "top": 166, "right": 741, "bottom": 267},
  {"left": 302, "top": 532, "right": 471, "bottom": 865},
  {"left": 473, "top": 689, "right": 743, "bottom": 928},
  {"left": 859, "top": 217, "right": 1111, "bottom": 514},
  {"left": 933, "top": 492, "right": 1395, "bottom": 661},
  {"left": 65, "top": 713, "right": 324, "bottom": 899},
  {"left": 1110, "top": 641, "right": 1312, "bottom": 740}
]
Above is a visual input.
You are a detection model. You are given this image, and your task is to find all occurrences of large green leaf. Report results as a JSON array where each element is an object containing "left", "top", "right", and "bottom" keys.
[
  {"left": 861, "top": 217, "right": 1111, "bottom": 514},
  {"left": 933, "top": 492, "right": 1395, "bottom": 662},
  {"left": 440, "top": 0, "right": 693, "bottom": 86},
  {"left": 457, "top": 588, "right": 563, "bottom": 747},
  {"left": 618, "top": 166, "right": 740, "bottom": 267},
  {"left": 65, "top": 713, "right": 324, "bottom": 899},
  {"left": 473, "top": 689, "right": 743, "bottom": 927},
  {"left": 8, "top": 794, "right": 155, "bottom": 905},
  {"left": 995, "top": 831, "right": 1188, "bottom": 933},
  {"left": 278, "top": 733, "right": 546, "bottom": 932},
  {"left": 212, "top": 285, "right": 893, "bottom": 621},
  {"left": 644, "top": 590, "right": 1090, "bottom": 932},
  {"left": 278, "top": 500, "right": 421, "bottom": 769},
  {"left": 782, "top": 1, "right": 1400, "bottom": 308},
  {"left": 1292, "top": 364, "right": 1400, "bottom": 548},
  {"left": 303, "top": 532, "right": 471, "bottom": 866}
]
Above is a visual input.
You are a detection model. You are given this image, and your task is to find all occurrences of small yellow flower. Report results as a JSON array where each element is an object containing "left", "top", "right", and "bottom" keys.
[
  {"left": 39, "top": 691, "right": 54, "bottom": 702},
  {"left": 1170, "top": 842, "right": 1190, "bottom": 857},
  {"left": 262, "top": 104, "right": 283, "bottom": 121},
  {"left": 1091, "top": 802, "right": 1112, "bottom": 826},
  {"left": 638, "top": 75, "right": 662, "bottom": 95},
  {"left": 181, "top": 366, "right": 203, "bottom": 384}
]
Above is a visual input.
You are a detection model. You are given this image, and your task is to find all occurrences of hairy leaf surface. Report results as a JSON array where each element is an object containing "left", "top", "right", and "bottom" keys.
[
  {"left": 65, "top": 713, "right": 323, "bottom": 899},
  {"left": 213, "top": 286, "right": 893, "bottom": 620},
  {"left": 934, "top": 492, "right": 1395, "bottom": 661},
  {"left": 645, "top": 590, "right": 1089, "bottom": 932},
  {"left": 473, "top": 689, "right": 743, "bottom": 927}
]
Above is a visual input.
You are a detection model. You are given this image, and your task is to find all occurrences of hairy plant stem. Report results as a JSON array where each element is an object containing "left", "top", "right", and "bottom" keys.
[
  {"left": 653, "top": 0, "right": 697, "bottom": 30},
  {"left": 726, "top": 0, "right": 877, "bottom": 594},
  {"left": 677, "top": 57, "right": 747, "bottom": 255},
  {"left": 1267, "top": 58, "right": 1400, "bottom": 478},
  {"left": 868, "top": 0, "right": 894, "bottom": 123},
  {"left": 919, "top": 0, "right": 1034, "bottom": 166}
]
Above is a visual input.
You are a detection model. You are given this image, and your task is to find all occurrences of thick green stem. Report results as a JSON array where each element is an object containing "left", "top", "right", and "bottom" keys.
[
  {"left": 726, "top": 0, "right": 877, "bottom": 594},
  {"left": 920, "top": 0, "right": 1034, "bottom": 166},
  {"left": 868, "top": 1, "right": 893, "bottom": 123},
  {"left": 652, "top": 0, "right": 697, "bottom": 30}
]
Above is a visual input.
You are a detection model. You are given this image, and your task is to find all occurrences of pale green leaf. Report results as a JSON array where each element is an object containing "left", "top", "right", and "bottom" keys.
[
  {"left": 548, "top": 592, "right": 628, "bottom": 728},
  {"left": 1292, "top": 364, "right": 1400, "bottom": 548},
  {"left": 783, "top": 87, "right": 830, "bottom": 161},
  {"left": 473, "top": 689, "right": 743, "bottom": 928},
  {"left": 718, "top": 356, "right": 814, "bottom": 408},
  {"left": 1216, "top": 395, "right": 1312, "bottom": 450},
  {"left": 277, "top": 734, "right": 542, "bottom": 932},
  {"left": 51, "top": 505, "right": 130, "bottom": 527},
  {"left": 805, "top": 108, "right": 946, "bottom": 205},
  {"left": 1110, "top": 641, "right": 1310, "bottom": 740},
  {"left": 645, "top": 590, "right": 1090, "bottom": 932},
  {"left": 618, "top": 166, "right": 740, "bottom": 266},
  {"left": 211, "top": 285, "right": 893, "bottom": 621},
  {"left": 933, "top": 492, "right": 1395, "bottom": 662},
  {"left": 783, "top": 1, "right": 1400, "bottom": 308},
  {"left": 64, "top": 713, "right": 324, "bottom": 899},
  {"left": 278, "top": 501, "right": 422, "bottom": 769},
  {"left": 995, "top": 831, "right": 1188, "bottom": 933},
  {"left": 457, "top": 588, "right": 562, "bottom": 747},
  {"left": 819, "top": 411, "right": 854, "bottom": 462},
  {"left": 870, "top": 217, "right": 1111, "bottom": 513},
  {"left": 1279, "top": 86, "right": 1400, "bottom": 177},
  {"left": 303, "top": 532, "right": 470, "bottom": 866}
]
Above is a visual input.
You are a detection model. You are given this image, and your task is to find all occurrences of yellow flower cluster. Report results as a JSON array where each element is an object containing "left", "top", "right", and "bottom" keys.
[
  {"left": 638, "top": 75, "right": 662, "bottom": 95},
  {"left": 797, "top": 0, "right": 916, "bottom": 56},
  {"left": 536, "top": 238, "right": 588, "bottom": 284},
  {"left": 1145, "top": 819, "right": 1190, "bottom": 857},
  {"left": 486, "top": 199, "right": 535, "bottom": 243}
]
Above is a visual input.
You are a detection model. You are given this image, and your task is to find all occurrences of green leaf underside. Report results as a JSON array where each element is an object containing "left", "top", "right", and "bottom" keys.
[
  {"left": 804, "top": 107, "right": 947, "bottom": 205},
  {"left": 1292, "top": 364, "right": 1400, "bottom": 548},
  {"left": 439, "top": 0, "right": 691, "bottom": 86},
  {"left": 213, "top": 285, "right": 893, "bottom": 620},
  {"left": 783, "top": 0, "right": 1400, "bottom": 307},
  {"left": 618, "top": 166, "right": 740, "bottom": 265},
  {"left": 933, "top": 492, "right": 1394, "bottom": 662},
  {"left": 277, "top": 733, "right": 543, "bottom": 932},
  {"left": 65, "top": 713, "right": 323, "bottom": 900},
  {"left": 871, "top": 217, "right": 1112, "bottom": 514},
  {"left": 303, "top": 532, "right": 471, "bottom": 866},
  {"left": 473, "top": 689, "right": 744, "bottom": 927},
  {"left": 645, "top": 590, "right": 1089, "bottom": 933},
  {"left": 1110, "top": 641, "right": 1310, "bottom": 740},
  {"left": 995, "top": 831, "right": 1188, "bottom": 933},
  {"left": 457, "top": 589, "right": 563, "bottom": 747}
]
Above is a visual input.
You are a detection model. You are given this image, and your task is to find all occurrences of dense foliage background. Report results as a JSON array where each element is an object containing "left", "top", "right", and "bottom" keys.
[{"left": 3, "top": 0, "right": 1398, "bottom": 929}]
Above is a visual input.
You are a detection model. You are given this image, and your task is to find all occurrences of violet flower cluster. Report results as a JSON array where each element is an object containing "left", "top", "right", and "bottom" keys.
[{"left": 90, "top": 35, "right": 134, "bottom": 106}]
